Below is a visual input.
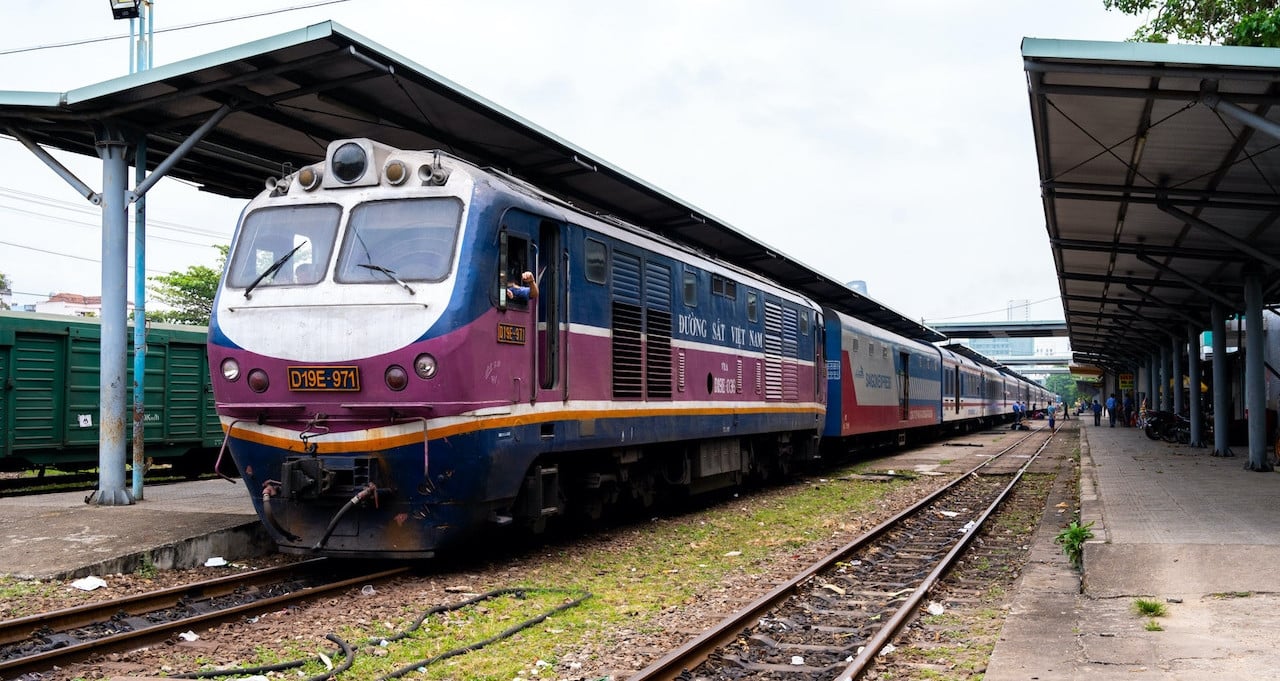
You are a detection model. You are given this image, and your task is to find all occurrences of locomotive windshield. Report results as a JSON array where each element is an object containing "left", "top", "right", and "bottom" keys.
[
  {"left": 227, "top": 204, "right": 341, "bottom": 288},
  {"left": 334, "top": 198, "right": 463, "bottom": 284},
  {"left": 227, "top": 198, "right": 463, "bottom": 291}
]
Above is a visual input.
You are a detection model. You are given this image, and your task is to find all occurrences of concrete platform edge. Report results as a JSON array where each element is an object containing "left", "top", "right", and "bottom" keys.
[{"left": 18, "top": 522, "right": 275, "bottom": 582}]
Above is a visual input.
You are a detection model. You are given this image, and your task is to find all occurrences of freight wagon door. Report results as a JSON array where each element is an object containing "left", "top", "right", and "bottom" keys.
[{"left": 12, "top": 331, "right": 65, "bottom": 451}]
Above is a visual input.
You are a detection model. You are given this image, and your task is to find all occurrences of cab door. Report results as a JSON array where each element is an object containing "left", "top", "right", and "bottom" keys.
[
  {"left": 497, "top": 210, "right": 540, "bottom": 405},
  {"left": 536, "top": 219, "right": 566, "bottom": 404}
]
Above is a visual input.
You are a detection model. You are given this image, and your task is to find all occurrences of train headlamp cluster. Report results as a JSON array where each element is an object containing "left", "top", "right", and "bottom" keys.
[
  {"left": 217, "top": 353, "right": 439, "bottom": 392},
  {"left": 269, "top": 140, "right": 452, "bottom": 194}
]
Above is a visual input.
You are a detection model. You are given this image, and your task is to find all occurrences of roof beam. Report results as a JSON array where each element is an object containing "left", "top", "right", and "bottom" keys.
[
  {"left": 1134, "top": 253, "right": 1239, "bottom": 308},
  {"left": 1156, "top": 200, "right": 1280, "bottom": 272},
  {"left": 1054, "top": 236, "right": 1247, "bottom": 261},
  {"left": 1122, "top": 284, "right": 1207, "bottom": 326},
  {"left": 1043, "top": 180, "right": 1280, "bottom": 209}
]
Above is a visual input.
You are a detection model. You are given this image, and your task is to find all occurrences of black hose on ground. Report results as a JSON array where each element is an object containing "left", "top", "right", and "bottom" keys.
[
  {"left": 172, "top": 632, "right": 352, "bottom": 680},
  {"left": 169, "top": 587, "right": 590, "bottom": 679}
]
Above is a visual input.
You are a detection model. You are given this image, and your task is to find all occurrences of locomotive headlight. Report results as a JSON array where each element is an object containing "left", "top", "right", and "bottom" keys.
[
  {"left": 298, "top": 166, "right": 322, "bottom": 191},
  {"left": 247, "top": 369, "right": 270, "bottom": 393},
  {"left": 385, "top": 365, "right": 409, "bottom": 391},
  {"left": 331, "top": 142, "right": 367, "bottom": 184},
  {"left": 414, "top": 353, "right": 437, "bottom": 379},
  {"left": 220, "top": 358, "right": 241, "bottom": 382},
  {"left": 384, "top": 159, "right": 408, "bottom": 185}
]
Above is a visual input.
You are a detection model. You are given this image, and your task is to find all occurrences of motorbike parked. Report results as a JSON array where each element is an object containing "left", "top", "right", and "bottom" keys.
[{"left": 1142, "top": 410, "right": 1192, "bottom": 444}]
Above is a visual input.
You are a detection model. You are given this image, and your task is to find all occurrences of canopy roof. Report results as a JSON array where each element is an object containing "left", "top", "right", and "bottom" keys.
[
  {"left": 1024, "top": 38, "right": 1280, "bottom": 370},
  {"left": 0, "top": 21, "right": 943, "bottom": 342}
]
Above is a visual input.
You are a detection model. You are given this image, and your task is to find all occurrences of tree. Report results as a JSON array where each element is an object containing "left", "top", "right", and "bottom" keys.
[
  {"left": 0, "top": 271, "right": 10, "bottom": 311},
  {"left": 147, "top": 245, "right": 226, "bottom": 326},
  {"left": 1104, "top": 0, "right": 1280, "bottom": 46},
  {"left": 1043, "top": 373, "right": 1080, "bottom": 408}
]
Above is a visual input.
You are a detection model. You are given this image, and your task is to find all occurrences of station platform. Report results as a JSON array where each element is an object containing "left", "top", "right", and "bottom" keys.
[
  {"left": 0, "top": 478, "right": 272, "bottom": 580},
  {"left": 986, "top": 418, "right": 1280, "bottom": 680}
]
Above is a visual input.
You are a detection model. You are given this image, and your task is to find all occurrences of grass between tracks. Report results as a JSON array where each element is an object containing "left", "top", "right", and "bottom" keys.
[{"left": 190, "top": 464, "right": 911, "bottom": 680}]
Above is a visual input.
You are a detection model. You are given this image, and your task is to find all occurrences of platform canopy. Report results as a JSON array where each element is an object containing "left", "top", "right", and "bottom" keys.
[
  {"left": 0, "top": 21, "right": 942, "bottom": 343},
  {"left": 1024, "top": 38, "right": 1280, "bottom": 369}
]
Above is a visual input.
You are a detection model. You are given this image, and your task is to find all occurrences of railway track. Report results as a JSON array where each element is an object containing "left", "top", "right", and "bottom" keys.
[
  {"left": 629, "top": 424, "right": 1056, "bottom": 681},
  {"left": 0, "top": 557, "right": 409, "bottom": 679}
]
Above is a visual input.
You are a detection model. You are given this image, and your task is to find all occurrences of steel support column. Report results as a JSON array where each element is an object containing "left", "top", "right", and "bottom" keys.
[
  {"left": 1243, "top": 272, "right": 1271, "bottom": 471},
  {"left": 87, "top": 126, "right": 134, "bottom": 506},
  {"left": 1187, "top": 322, "right": 1203, "bottom": 447},
  {"left": 1152, "top": 353, "right": 1162, "bottom": 412},
  {"left": 132, "top": 140, "right": 148, "bottom": 501},
  {"left": 1171, "top": 334, "right": 1184, "bottom": 418},
  {"left": 1160, "top": 344, "right": 1171, "bottom": 412},
  {"left": 1211, "top": 302, "right": 1233, "bottom": 457}
]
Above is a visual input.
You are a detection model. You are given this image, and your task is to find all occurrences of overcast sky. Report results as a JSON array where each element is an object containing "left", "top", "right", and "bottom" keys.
[{"left": 0, "top": 1, "right": 1142, "bottom": 324}]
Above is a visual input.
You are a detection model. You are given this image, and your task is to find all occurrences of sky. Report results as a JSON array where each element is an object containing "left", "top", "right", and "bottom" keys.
[{"left": 0, "top": 0, "right": 1144, "bottom": 326}]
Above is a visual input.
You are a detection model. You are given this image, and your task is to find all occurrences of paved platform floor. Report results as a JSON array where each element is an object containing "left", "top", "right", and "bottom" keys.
[
  {"left": 986, "top": 418, "right": 1280, "bottom": 680},
  {"left": 0, "top": 477, "right": 271, "bottom": 580}
]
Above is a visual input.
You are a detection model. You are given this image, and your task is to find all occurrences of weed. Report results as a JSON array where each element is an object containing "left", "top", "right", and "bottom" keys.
[
  {"left": 1054, "top": 519, "right": 1094, "bottom": 568},
  {"left": 1132, "top": 598, "right": 1167, "bottom": 617},
  {"left": 136, "top": 554, "right": 158, "bottom": 579},
  {"left": 1144, "top": 619, "right": 1163, "bottom": 631}
]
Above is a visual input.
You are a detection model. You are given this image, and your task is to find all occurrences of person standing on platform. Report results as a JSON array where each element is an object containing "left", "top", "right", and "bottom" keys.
[
  {"left": 1122, "top": 393, "right": 1134, "bottom": 427},
  {"left": 1106, "top": 393, "right": 1117, "bottom": 427},
  {"left": 1092, "top": 399, "right": 1103, "bottom": 426}
]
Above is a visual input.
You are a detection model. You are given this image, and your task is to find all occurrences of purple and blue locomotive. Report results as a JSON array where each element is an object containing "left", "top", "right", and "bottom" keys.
[
  {"left": 210, "top": 138, "right": 829, "bottom": 558},
  {"left": 209, "top": 138, "right": 1048, "bottom": 558}
]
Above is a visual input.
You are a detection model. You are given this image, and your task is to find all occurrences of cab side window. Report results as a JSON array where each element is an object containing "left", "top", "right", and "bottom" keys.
[{"left": 499, "top": 230, "right": 532, "bottom": 309}]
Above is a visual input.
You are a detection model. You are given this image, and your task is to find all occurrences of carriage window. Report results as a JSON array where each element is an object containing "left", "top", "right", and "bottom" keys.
[
  {"left": 227, "top": 203, "right": 341, "bottom": 288},
  {"left": 747, "top": 291, "right": 758, "bottom": 322},
  {"left": 800, "top": 311, "right": 810, "bottom": 335},
  {"left": 335, "top": 198, "right": 462, "bottom": 284},
  {"left": 585, "top": 238, "right": 607, "bottom": 283},
  {"left": 683, "top": 268, "right": 698, "bottom": 307}
]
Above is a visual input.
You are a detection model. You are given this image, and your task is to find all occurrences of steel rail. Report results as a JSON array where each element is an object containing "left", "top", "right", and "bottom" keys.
[
  {"left": 628, "top": 425, "right": 1051, "bottom": 681},
  {"left": 834, "top": 430, "right": 1054, "bottom": 681},
  {"left": 0, "top": 558, "right": 329, "bottom": 646},
  {"left": 0, "top": 560, "right": 409, "bottom": 678}
]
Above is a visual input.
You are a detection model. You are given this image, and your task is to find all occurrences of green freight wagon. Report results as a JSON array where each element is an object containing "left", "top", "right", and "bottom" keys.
[{"left": 0, "top": 311, "right": 220, "bottom": 474}]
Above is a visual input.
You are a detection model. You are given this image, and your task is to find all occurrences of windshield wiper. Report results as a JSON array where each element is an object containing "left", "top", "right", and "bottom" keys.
[
  {"left": 244, "top": 241, "right": 306, "bottom": 299},
  {"left": 358, "top": 263, "right": 416, "bottom": 295}
]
